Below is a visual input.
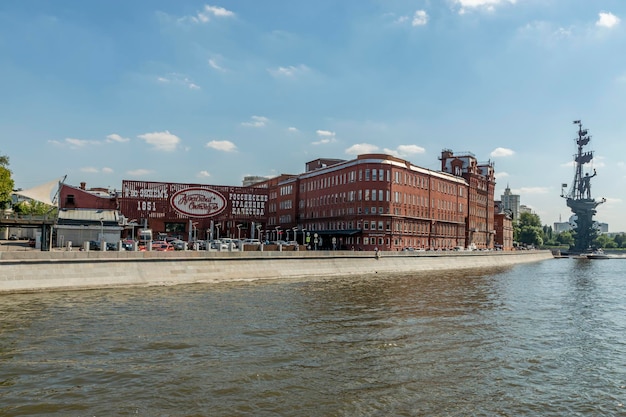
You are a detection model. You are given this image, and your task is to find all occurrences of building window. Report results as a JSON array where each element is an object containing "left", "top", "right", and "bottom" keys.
[{"left": 365, "top": 169, "right": 370, "bottom": 180}]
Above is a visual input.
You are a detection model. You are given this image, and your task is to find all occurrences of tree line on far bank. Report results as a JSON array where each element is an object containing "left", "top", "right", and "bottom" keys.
[{"left": 516, "top": 211, "right": 626, "bottom": 250}]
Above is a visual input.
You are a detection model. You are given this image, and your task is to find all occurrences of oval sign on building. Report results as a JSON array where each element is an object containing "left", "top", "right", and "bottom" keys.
[{"left": 170, "top": 187, "right": 227, "bottom": 218}]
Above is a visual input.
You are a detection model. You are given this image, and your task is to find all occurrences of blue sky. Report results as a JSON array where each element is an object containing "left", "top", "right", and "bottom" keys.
[{"left": 2, "top": 0, "right": 626, "bottom": 231}]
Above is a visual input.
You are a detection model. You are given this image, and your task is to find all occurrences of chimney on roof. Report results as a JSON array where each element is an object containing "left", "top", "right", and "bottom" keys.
[{"left": 80, "top": 182, "right": 86, "bottom": 190}]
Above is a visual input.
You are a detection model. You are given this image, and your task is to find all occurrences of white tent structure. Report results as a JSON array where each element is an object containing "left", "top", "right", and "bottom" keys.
[
  {"left": 13, "top": 177, "right": 65, "bottom": 206},
  {"left": 8, "top": 176, "right": 65, "bottom": 249}
]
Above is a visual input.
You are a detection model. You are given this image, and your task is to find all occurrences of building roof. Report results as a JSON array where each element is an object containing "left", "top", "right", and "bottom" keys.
[{"left": 57, "top": 208, "right": 119, "bottom": 225}]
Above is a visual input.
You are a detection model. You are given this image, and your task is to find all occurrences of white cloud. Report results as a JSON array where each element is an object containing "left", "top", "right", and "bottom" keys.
[
  {"left": 394, "top": 16, "right": 409, "bottom": 24},
  {"left": 188, "top": 5, "right": 235, "bottom": 23},
  {"left": 126, "top": 169, "right": 153, "bottom": 177},
  {"left": 397, "top": 144, "right": 426, "bottom": 156},
  {"left": 596, "top": 12, "right": 620, "bottom": 29},
  {"left": 197, "top": 170, "right": 211, "bottom": 178},
  {"left": 490, "top": 147, "right": 515, "bottom": 157},
  {"left": 316, "top": 130, "right": 335, "bottom": 137},
  {"left": 514, "top": 186, "right": 550, "bottom": 194},
  {"left": 208, "top": 58, "right": 226, "bottom": 72},
  {"left": 312, "top": 130, "right": 337, "bottom": 145},
  {"left": 455, "top": 0, "right": 516, "bottom": 14},
  {"left": 137, "top": 130, "right": 181, "bottom": 151},
  {"left": 383, "top": 144, "right": 426, "bottom": 158},
  {"left": 346, "top": 143, "right": 379, "bottom": 155},
  {"left": 412, "top": 10, "right": 429, "bottom": 26},
  {"left": 80, "top": 166, "right": 114, "bottom": 174},
  {"left": 287, "top": 127, "right": 299, "bottom": 132},
  {"left": 241, "top": 116, "right": 269, "bottom": 127},
  {"left": 157, "top": 73, "right": 200, "bottom": 90},
  {"left": 268, "top": 64, "right": 310, "bottom": 78},
  {"left": 496, "top": 171, "right": 510, "bottom": 178},
  {"left": 206, "top": 140, "right": 237, "bottom": 152},
  {"left": 51, "top": 138, "right": 100, "bottom": 149},
  {"left": 106, "top": 133, "right": 130, "bottom": 143}
]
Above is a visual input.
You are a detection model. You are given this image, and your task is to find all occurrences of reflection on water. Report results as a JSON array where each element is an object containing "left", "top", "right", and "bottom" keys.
[{"left": 1, "top": 259, "right": 626, "bottom": 416}]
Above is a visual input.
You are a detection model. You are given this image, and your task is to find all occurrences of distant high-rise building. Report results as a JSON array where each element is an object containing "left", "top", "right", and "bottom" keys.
[{"left": 501, "top": 185, "right": 520, "bottom": 220}]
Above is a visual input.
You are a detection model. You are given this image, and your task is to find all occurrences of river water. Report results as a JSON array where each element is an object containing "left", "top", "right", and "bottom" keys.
[{"left": 1, "top": 257, "right": 626, "bottom": 416}]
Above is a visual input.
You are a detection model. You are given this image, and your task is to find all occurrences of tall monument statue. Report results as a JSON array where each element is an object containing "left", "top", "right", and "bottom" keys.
[{"left": 561, "top": 120, "right": 605, "bottom": 253}]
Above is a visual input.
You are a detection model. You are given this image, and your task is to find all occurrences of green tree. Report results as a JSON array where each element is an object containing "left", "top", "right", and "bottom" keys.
[
  {"left": 0, "top": 152, "right": 15, "bottom": 210},
  {"left": 594, "top": 234, "right": 614, "bottom": 249},
  {"left": 13, "top": 200, "right": 57, "bottom": 216},
  {"left": 613, "top": 233, "right": 626, "bottom": 248},
  {"left": 556, "top": 231, "right": 575, "bottom": 246},
  {"left": 514, "top": 212, "right": 544, "bottom": 246}
]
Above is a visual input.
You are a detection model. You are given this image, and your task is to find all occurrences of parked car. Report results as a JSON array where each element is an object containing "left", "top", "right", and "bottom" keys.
[
  {"left": 121, "top": 240, "right": 135, "bottom": 251},
  {"left": 88, "top": 240, "right": 101, "bottom": 251},
  {"left": 242, "top": 239, "right": 261, "bottom": 246},
  {"left": 171, "top": 239, "right": 187, "bottom": 250},
  {"left": 28, "top": 238, "right": 36, "bottom": 247},
  {"left": 210, "top": 240, "right": 229, "bottom": 250},
  {"left": 220, "top": 238, "right": 238, "bottom": 249},
  {"left": 152, "top": 241, "right": 174, "bottom": 251},
  {"left": 9, "top": 234, "right": 18, "bottom": 240}
]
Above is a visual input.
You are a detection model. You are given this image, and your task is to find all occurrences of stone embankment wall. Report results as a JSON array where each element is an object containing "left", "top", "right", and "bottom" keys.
[{"left": 0, "top": 250, "right": 553, "bottom": 294}]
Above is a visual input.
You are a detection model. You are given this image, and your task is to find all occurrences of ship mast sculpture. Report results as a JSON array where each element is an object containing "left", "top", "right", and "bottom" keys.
[{"left": 561, "top": 120, "right": 605, "bottom": 253}]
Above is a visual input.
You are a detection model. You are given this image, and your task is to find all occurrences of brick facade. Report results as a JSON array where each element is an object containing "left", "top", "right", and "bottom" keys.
[{"left": 60, "top": 151, "right": 498, "bottom": 251}]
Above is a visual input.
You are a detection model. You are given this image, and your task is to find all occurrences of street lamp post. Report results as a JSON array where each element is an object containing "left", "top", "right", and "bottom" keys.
[
  {"left": 275, "top": 226, "right": 281, "bottom": 242},
  {"left": 215, "top": 223, "right": 221, "bottom": 240},
  {"left": 129, "top": 218, "right": 137, "bottom": 241},
  {"left": 292, "top": 227, "right": 298, "bottom": 244},
  {"left": 237, "top": 224, "right": 243, "bottom": 241},
  {"left": 99, "top": 217, "right": 104, "bottom": 251}
]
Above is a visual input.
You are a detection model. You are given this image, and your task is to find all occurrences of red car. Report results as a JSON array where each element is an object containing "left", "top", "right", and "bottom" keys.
[{"left": 151, "top": 241, "right": 174, "bottom": 251}]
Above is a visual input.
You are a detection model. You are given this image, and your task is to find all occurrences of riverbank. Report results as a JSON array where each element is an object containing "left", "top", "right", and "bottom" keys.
[{"left": 0, "top": 249, "right": 553, "bottom": 294}]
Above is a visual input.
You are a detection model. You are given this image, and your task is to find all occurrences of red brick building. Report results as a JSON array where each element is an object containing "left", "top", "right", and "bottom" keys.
[
  {"left": 261, "top": 151, "right": 495, "bottom": 251},
  {"left": 59, "top": 150, "right": 498, "bottom": 251},
  {"left": 118, "top": 180, "right": 269, "bottom": 241},
  {"left": 60, "top": 182, "right": 117, "bottom": 211}
]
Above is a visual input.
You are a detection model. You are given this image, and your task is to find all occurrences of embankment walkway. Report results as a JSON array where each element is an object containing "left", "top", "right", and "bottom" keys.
[{"left": 0, "top": 250, "right": 554, "bottom": 294}]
